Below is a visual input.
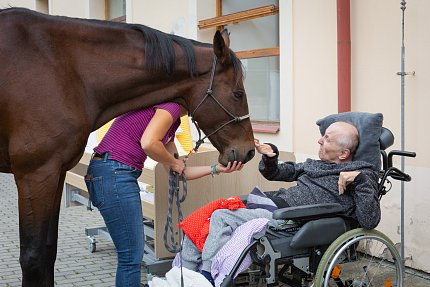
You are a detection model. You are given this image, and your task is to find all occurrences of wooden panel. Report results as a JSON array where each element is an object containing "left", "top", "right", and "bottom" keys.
[
  {"left": 66, "top": 150, "right": 297, "bottom": 260},
  {"left": 152, "top": 149, "right": 295, "bottom": 259},
  {"left": 79, "top": 152, "right": 92, "bottom": 165},
  {"left": 65, "top": 172, "right": 87, "bottom": 191},
  {"left": 198, "top": 4, "right": 279, "bottom": 30},
  {"left": 141, "top": 199, "right": 155, "bottom": 220},
  {"left": 236, "top": 47, "right": 280, "bottom": 59}
]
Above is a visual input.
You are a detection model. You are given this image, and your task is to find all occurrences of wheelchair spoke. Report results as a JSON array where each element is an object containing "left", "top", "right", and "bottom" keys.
[{"left": 314, "top": 229, "right": 404, "bottom": 287}]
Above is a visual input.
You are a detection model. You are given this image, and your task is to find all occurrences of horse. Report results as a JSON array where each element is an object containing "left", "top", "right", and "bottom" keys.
[{"left": 0, "top": 7, "right": 255, "bottom": 287}]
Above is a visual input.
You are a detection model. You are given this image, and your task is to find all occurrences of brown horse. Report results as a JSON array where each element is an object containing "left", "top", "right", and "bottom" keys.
[{"left": 0, "top": 7, "right": 255, "bottom": 287}]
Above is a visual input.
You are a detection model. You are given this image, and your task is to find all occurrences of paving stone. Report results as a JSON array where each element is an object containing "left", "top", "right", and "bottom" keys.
[{"left": 0, "top": 173, "right": 148, "bottom": 286}]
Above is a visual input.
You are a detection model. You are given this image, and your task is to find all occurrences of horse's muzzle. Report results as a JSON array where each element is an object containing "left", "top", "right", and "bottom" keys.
[{"left": 226, "top": 148, "right": 255, "bottom": 164}]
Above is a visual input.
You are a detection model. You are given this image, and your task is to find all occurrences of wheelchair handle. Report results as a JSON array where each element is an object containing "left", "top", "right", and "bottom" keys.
[
  {"left": 388, "top": 150, "right": 416, "bottom": 168},
  {"left": 386, "top": 166, "right": 412, "bottom": 182}
]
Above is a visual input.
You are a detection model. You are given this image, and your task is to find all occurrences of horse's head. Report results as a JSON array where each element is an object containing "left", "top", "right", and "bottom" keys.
[{"left": 187, "top": 30, "right": 255, "bottom": 166}]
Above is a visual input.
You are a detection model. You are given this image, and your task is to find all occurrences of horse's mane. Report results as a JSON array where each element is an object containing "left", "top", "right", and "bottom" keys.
[
  {"left": 129, "top": 25, "right": 199, "bottom": 76},
  {"left": 1, "top": 7, "right": 243, "bottom": 80},
  {"left": 129, "top": 25, "right": 243, "bottom": 81}
]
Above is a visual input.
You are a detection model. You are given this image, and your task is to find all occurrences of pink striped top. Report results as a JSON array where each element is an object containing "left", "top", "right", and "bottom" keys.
[{"left": 94, "top": 102, "right": 181, "bottom": 170}]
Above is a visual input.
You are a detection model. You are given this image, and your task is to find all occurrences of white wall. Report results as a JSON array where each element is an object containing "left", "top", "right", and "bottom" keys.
[
  {"left": 49, "top": 0, "right": 87, "bottom": 17},
  {"left": 0, "top": 0, "right": 35, "bottom": 9},
  {"left": 350, "top": 0, "right": 430, "bottom": 272},
  {"left": 128, "top": 0, "right": 190, "bottom": 35}
]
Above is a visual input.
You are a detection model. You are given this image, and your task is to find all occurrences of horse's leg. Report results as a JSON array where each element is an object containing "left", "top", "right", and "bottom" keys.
[{"left": 14, "top": 161, "right": 66, "bottom": 287}]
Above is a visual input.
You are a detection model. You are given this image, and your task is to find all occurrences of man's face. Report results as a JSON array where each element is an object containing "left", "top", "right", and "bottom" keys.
[{"left": 317, "top": 123, "right": 343, "bottom": 163}]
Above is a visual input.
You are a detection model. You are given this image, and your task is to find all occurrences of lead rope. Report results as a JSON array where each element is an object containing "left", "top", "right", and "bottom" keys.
[{"left": 163, "top": 154, "right": 187, "bottom": 287}]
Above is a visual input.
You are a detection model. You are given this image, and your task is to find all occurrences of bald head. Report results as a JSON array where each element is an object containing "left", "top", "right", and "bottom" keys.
[{"left": 318, "top": 121, "right": 359, "bottom": 163}]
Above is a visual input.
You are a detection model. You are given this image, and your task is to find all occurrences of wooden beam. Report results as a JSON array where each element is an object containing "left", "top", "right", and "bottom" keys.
[
  {"left": 235, "top": 47, "right": 280, "bottom": 59},
  {"left": 198, "top": 4, "right": 279, "bottom": 30},
  {"left": 216, "top": 0, "right": 224, "bottom": 31}
]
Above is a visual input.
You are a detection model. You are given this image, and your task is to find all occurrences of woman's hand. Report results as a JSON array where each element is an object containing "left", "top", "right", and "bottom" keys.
[
  {"left": 216, "top": 161, "right": 243, "bottom": 174},
  {"left": 254, "top": 139, "right": 276, "bottom": 157},
  {"left": 170, "top": 158, "right": 185, "bottom": 175}
]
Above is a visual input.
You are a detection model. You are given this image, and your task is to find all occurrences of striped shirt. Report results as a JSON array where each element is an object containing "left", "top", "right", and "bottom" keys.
[{"left": 94, "top": 102, "right": 181, "bottom": 170}]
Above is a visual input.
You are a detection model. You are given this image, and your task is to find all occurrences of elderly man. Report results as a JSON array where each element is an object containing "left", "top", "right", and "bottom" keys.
[{"left": 178, "top": 121, "right": 380, "bottom": 286}]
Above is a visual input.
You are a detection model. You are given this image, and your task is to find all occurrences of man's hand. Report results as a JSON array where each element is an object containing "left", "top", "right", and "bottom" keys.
[
  {"left": 338, "top": 171, "right": 360, "bottom": 194},
  {"left": 254, "top": 139, "right": 276, "bottom": 157}
]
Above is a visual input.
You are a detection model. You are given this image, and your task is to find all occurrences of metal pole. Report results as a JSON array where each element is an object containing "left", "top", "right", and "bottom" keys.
[{"left": 399, "top": 0, "right": 406, "bottom": 262}]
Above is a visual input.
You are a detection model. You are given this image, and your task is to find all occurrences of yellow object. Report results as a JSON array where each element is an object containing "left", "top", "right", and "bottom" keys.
[
  {"left": 176, "top": 115, "right": 193, "bottom": 153},
  {"left": 97, "top": 119, "right": 114, "bottom": 143}
]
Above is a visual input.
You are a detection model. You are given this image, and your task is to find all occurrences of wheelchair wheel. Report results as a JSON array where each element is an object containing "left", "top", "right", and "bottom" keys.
[{"left": 314, "top": 228, "right": 404, "bottom": 287}]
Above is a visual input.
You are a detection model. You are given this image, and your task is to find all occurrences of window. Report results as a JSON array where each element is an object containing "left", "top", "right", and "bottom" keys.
[
  {"left": 36, "top": 0, "right": 49, "bottom": 14},
  {"left": 198, "top": 0, "right": 280, "bottom": 131},
  {"left": 105, "top": 0, "right": 126, "bottom": 22}
]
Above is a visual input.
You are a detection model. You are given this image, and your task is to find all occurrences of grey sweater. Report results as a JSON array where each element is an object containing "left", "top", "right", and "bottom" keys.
[{"left": 259, "top": 154, "right": 381, "bottom": 229}]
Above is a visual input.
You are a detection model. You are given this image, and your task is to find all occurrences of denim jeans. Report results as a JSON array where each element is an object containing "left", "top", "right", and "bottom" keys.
[{"left": 85, "top": 155, "right": 143, "bottom": 287}]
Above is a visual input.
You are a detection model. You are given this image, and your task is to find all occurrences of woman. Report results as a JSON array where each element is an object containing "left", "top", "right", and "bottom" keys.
[{"left": 85, "top": 102, "right": 242, "bottom": 287}]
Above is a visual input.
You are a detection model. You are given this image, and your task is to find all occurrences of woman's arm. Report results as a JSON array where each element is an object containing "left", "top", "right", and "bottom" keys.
[
  {"left": 184, "top": 161, "right": 243, "bottom": 180},
  {"left": 164, "top": 140, "right": 243, "bottom": 179},
  {"left": 140, "top": 108, "right": 184, "bottom": 174}
]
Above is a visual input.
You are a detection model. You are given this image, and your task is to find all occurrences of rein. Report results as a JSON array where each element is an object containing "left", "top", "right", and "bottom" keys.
[
  {"left": 191, "top": 56, "right": 250, "bottom": 152},
  {"left": 163, "top": 156, "right": 187, "bottom": 254},
  {"left": 163, "top": 155, "right": 187, "bottom": 287}
]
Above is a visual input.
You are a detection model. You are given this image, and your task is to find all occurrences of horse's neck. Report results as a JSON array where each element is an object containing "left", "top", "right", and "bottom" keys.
[{"left": 49, "top": 19, "right": 200, "bottom": 129}]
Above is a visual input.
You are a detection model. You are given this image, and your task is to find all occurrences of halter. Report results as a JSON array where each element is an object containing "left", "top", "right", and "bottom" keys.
[{"left": 190, "top": 56, "right": 250, "bottom": 152}]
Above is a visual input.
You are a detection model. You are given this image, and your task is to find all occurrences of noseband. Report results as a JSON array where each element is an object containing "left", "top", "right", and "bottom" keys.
[{"left": 190, "top": 56, "right": 250, "bottom": 152}]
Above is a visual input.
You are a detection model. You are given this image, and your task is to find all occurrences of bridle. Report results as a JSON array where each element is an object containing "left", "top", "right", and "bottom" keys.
[{"left": 190, "top": 56, "right": 250, "bottom": 152}]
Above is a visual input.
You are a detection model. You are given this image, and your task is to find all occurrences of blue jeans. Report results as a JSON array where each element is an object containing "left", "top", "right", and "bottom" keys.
[{"left": 85, "top": 155, "right": 143, "bottom": 287}]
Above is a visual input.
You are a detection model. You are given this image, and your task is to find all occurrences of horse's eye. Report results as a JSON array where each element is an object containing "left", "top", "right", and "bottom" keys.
[{"left": 233, "top": 91, "right": 245, "bottom": 99}]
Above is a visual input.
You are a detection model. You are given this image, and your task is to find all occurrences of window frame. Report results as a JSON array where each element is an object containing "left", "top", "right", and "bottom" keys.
[{"left": 198, "top": 1, "right": 280, "bottom": 133}]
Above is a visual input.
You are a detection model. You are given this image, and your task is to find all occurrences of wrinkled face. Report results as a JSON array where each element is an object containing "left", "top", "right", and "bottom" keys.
[{"left": 317, "top": 123, "right": 345, "bottom": 163}]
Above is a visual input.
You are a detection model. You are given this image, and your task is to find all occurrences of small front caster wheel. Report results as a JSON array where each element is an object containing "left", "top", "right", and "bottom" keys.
[{"left": 86, "top": 236, "right": 97, "bottom": 253}]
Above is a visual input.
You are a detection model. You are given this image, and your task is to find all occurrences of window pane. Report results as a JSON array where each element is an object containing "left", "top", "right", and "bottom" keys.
[
  {"left": 106, "top": 0, "right": 125, "bottom": 20},
  {"left": 223, "top": 0, "right": 279, "bottom": 51},
  {"left": 223, "top": 0, "right": 280, "bottom": 123},
  {"left": 242, "top": 56, "right": 280, "bottom": 122}
]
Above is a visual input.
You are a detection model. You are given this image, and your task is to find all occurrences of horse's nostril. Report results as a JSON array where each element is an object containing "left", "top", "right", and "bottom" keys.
[
  {"left": 228, "top": 149, "right": 236, "bottom": 163},
  {"left": 244, "top": 149, "right": 255, "bottom": 163}
]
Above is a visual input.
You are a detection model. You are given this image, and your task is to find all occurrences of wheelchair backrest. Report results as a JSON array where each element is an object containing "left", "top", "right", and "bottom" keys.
[{"left": 377, "top": 127, "right": 416, "bottom": 199}]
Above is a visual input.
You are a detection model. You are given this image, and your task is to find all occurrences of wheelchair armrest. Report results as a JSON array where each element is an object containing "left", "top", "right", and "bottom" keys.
[{"left": 272, "top": 203, "right": 344, "bottom": 220}]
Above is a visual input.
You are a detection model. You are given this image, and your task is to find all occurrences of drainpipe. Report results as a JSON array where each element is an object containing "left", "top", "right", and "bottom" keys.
[{"left": 337, "top": 0, "right": 351, "bottom": 112}]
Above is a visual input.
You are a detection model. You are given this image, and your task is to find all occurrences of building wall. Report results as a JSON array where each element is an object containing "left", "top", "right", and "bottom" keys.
[
  {"left": 2, "top": 0, "right": 429, "bottom": 272},
  {"left": 350, "top": 0, "right": 430, "bottom": 272},
  {"left": 0, "top": 0, "right": 35, "bottom": 9},
  {"left": 289, "top": 0, "right": 430, "bottom": 272}
]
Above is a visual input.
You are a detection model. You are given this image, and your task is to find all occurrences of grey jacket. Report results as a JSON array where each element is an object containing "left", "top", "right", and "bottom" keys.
[{"left": 259, "top": 153, "right": 381, "bottom": 229}]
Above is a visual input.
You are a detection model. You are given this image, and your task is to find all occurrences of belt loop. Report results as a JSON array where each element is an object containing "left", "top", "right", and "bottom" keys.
[{"left": 102, "top": 152, "right": 110, "bottom": 162}]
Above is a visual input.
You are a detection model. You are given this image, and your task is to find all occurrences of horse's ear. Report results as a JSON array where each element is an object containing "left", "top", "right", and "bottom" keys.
[
  {"left": 213, "top": 29, "right": 231, "bottom": 65},
  {"left": 220, "top": 29, "right": 230, "bottom": 48}
]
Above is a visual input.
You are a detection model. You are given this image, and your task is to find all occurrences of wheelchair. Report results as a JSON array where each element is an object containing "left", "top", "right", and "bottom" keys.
[{"left": 221, "top": 127, "right": 416, "bottom": 287}]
